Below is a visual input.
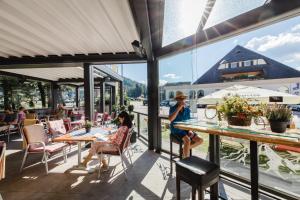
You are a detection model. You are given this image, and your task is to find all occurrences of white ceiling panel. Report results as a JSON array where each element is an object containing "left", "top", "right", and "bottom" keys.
[
  {"left": 0, "top": 67, "right": 84, "bottom": 81},
  {"left": 0, "top": 0, "right": 139, "bottom": 58}
]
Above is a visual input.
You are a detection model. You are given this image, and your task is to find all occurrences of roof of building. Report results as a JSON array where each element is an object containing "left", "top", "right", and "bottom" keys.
[
  {"left": 193, "top": 45, "right": 300, "bottom": 84},
  {"left": 164, "top": 82, "right": 191, "bottom": 86}
]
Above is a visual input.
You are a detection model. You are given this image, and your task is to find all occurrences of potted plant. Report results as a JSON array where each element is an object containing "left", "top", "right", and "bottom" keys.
[
  {"left": 266, "top": 105, "right": 292, "bottom": 133},
  {"left": 217, "top": 95, "right": 264, "bottom": 126},
  {"left": 85, "top": 120, "right": 93, "bottom": 133},
  {"left": 128, "top": 104, "right": 134, "bottom": 121}
]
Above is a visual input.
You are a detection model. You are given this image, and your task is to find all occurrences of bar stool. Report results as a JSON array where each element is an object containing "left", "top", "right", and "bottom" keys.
[
  {"left": 176, "top": 156, "right": 220, "bottom": 200},
  {"left": 169, "top": 133, "right": 192, "bottom": 174}
]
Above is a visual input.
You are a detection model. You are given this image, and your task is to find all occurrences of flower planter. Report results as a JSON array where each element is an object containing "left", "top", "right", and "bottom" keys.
[
  {"left": 85, "top": 127, "right": 91, "bottom": 133},
  {"left": 269, "top": 121, "right": 288, "bottom": 133},
  {"left": 227, "top": 116, "right": 252, "bottom": 126}
]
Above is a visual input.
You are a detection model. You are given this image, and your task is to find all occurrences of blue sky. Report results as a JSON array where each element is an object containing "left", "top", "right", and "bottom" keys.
[{"left": 120, "top": 15, "right": 300, "bottom": 86}]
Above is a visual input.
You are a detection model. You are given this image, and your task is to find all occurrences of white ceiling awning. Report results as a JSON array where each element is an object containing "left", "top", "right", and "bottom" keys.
[
  {"left": 0, "top": 0, "right": 139, "bottom": 58},
  {"left": 0, "top": 65, "right": 123, "bottom": 82}
]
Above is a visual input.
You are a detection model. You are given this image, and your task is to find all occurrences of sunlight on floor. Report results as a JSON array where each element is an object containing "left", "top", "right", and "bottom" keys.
[{"left": 71, "top": 176, "right": 85, "bottom": 189}]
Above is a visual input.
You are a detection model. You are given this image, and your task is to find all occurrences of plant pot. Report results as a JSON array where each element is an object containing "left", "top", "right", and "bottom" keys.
[
  {"left": 227, "top": 116, "right": 252, "bottom": 126},
  {"left": 85, "top": 127, "right": 91, "bottom": 133},
  {"left": 130, "top": 131, "right": 137, "bottom": 144},
  {"left": 269, "top": 121, "right": 288, "bottom": 133}
]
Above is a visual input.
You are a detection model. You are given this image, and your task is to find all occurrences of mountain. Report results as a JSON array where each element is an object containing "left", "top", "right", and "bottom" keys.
[{"left": 123, "top": 77, "right": 147, "bottom": 98}]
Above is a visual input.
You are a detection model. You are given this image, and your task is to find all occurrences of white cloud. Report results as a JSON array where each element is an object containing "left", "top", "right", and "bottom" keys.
[
  {"left": 245, "top": 32, "right": 300, "bottom": 52},
  {"left": 292, "top": 24, "right": 300, "bottom": 32},
  {"left": 233, "top": 39, "right": 238, "bottom": 44},
  {"left": 163, "top": 73, "right": 181, "bottom": 79},
  {"left": 139, "top": 80, "right": 146, "bottom": 85},
  {"left": 284, "top": 59, "right": 295, "bottom": 63},
  {"left": 159, "top": 79, "right": 168, "bottom": 86}
]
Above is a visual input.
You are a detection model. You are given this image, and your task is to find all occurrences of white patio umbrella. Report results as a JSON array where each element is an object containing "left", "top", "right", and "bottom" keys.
[{"left": 198, "top": 85, "right": 300, "bottom": 104}]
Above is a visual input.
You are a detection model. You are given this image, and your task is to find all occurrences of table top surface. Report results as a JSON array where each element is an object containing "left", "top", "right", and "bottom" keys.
[
  {"left": 53, "top": 127, "right": 118, "bottom": 142},
  {"left": 174, "top": 119, "right": 300, "bottom": 147}
]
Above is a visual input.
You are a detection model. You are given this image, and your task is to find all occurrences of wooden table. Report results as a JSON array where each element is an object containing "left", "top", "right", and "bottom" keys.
[
  {"left": 53, "top": 127, "right": 117, "bottom": 166},
  {"left": 174, "top": 120, "right": 300, "bottom": 200}
]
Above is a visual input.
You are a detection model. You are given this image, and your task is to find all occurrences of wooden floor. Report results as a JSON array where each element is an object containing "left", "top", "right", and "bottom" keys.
[{"left": 0, "top": 135, "right": 277, "bottom": 200}]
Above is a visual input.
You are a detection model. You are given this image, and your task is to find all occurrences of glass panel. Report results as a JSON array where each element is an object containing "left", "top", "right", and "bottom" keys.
[
  {"left": 204, "top": 0, "right": 266, "bottom": 29},
  {"left": 161, "top": 118, "right": 172, "bottom": 151},
  {"left": 0, "top": 76, "right": 51, "bottom": 110},
  {"left": 139, "top": 114, "right": 148, "bottom": 140},
  {"left": 220, "top": 136, "right": 251, "bottom": 180},
  {"left": 259, "top": 143, "right": 300, "bottom": 198},
  {"left": 162, "top": 0, "right": 207, "bottom": 46}
]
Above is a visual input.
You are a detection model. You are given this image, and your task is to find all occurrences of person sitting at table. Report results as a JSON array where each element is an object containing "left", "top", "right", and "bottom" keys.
[
  {"left": 56, "top": 104, "right": 66, "bottom": 119},
  {"left": 80, "top": 111, "right": 132, "bottom": 170},
  {"left": 17, "top": 107, "right": 27, "bottom": 124},
  {"left": 3, "top": 106, "right": 14, "bottom": 124},
  {"left": 169, "top": 91, "right": 203, "bottom": 158}
]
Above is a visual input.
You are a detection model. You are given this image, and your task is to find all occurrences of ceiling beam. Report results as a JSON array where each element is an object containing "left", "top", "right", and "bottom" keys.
[
  {"left": 156, "top": 0, "right": 300, "bottom": 58},
  {"left": 196, "top": 0, "right": 216, "bottom": 32},
  {"left": 147, "top": 0, "right": 164, "bottom": 52},
  {"left": 129, "top": 0, "right": 154, "bottom": 61},
  {"left": 0, "top": 52, "right": 146, "bottom": 67}
]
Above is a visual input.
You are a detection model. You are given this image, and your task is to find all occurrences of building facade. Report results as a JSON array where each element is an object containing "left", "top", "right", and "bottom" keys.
[{"left": 162, "top": 46, "right": 300, "bottom": 101}]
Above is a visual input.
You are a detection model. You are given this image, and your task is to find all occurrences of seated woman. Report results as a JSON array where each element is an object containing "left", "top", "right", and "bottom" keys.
[
  {"left": 56, "top": 104, "right": 66, "bottom": 119},
  {"left": 17, "top": 107, "right": 27, "bottom": 124},
  {"left": 3, "top": 106, "right": 14, "bottom": 124},
  {"left": 81, "top": 111, "right": 132, "bottom": 170}
]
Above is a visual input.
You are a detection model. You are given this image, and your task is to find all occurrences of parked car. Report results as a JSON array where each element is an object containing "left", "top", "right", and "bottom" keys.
[
  {"left": 197, "top": 104, "right": 207, "bottom": 108},
  {"left": 160, "top": 100, "right": 170, "bottom": 107},
  {"left": 290, "top": 104, "right": 300, "bottom": 111},
  {"left": 143, "top": 99, "right": 148, "bottom": 106}
]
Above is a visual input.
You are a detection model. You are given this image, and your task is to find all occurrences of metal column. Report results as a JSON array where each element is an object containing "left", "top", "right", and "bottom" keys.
[
  {"left": 147, "top": 59, "right": 159, "bottom": 151},
  {"left": 99, "top": 81, "right": 105, "bottom": 113},
  {"left": 83, "top": 63, "right": 94, "bottom": 121},
  {"left": 75, "top": 86, "right": 79, "bottom": 108},
  {"left": 109, "top": 86, "right": 112, "bottom": 114},
  {"left": 250, "top": 141, "right": 259, "bottom": 200},
  {"left": 51, "top": 82, "right": 59, "bottom": 111},
  {"left": 119, "top": 81, "right": 124, "bottom": 106},
  {"left": 111, "top": 86, "right": 116, "bottom": 108},
  {"left": 209, "top": 134, "right": 220, "bottom": 200}
]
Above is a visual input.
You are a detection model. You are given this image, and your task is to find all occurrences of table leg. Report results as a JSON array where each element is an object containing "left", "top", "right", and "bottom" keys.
[
  {"left": 78, "top": 142, "right": 81, "bottom": 165},
  {"left": 250, "top": 141, "right": 259, "bottom": 200},
  {"left": 209, "top": 134, "right": 220, "bottom": 200}
]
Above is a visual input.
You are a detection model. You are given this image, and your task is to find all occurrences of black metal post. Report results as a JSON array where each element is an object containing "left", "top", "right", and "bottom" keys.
[
  {"left": 156, "top": 117, "right": 162, "bottom": 153},
  {"left": 119, "top": 81, "right": 124, "bottom": 106},
  {"left": 83, "top": 63, "right": 94, "bottom": 121},
  {"left": 51, "top": 82, "right": 59, "bottom": 111},
  {"left": 137, "top": 113, "right": 140, "bottom": 137},
  {"left": 109, "top": 86, "right": 112, "bottom": 114},
  {"left": 209, "top": 134, "right": 220, "bottom": 200},
  {"left": 100, "top": 80, "right": 105, "bottom": 113},
  {"left": 250, "top": 141, "right": 259, "bottom": 200},
  {"left": 75, "top": 86, "right": 79, "bottom": 108},
  {"left": 111, "top": 86, "right": 116, "bottom": 109},
  {"left": 147, "top": 59, "right": 159, "bottom": 150}
]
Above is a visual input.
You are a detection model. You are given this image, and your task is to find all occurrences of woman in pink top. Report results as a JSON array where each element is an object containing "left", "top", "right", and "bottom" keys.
[
  {"left": 81, "top": 111, "right": 132, "bottom": 170},
  {"left": 17, "top": 107, "right": 26, "bottom": 123}
]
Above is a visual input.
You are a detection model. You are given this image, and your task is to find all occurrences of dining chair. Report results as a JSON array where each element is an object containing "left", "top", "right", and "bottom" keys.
[
  {"left": 20, "top": 124, "right": 68, "bottom": 174},
  {"left": 48, "top": 119, "right": 68, "bottom": 138},
  {"left": 0, "top": 141, "right": 6, "bottom": 180},
  {"left": 97, "top": 127, "right": 134, "bottom": 179}
]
